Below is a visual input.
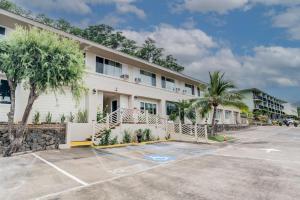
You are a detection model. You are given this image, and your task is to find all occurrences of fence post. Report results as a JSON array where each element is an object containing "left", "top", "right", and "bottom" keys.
[
  {"left": 204, "top": 123, "right": 208, "bottom": 143},
  {"left": 179, "top": 121, "right": 182, "bottom": 134},
  {"left": 194, "top": 123, "right": 197, "bottom": 142},
  {"left": 91, "top": 120, "right": 95, "bottom": 145},
  {"left": 120, "top": 110, "right": 123, "bottom": 125},
  {"left": 146, "top": 110, "right": 149, "bottom": 124}
]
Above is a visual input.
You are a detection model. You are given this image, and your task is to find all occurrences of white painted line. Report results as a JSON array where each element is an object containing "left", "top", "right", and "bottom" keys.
[
  {"left": 32, "top": 153, "right": 88, "bottom": 186},
  {"left": 35, "top": 151, "right": 213, "bottom": 200}
]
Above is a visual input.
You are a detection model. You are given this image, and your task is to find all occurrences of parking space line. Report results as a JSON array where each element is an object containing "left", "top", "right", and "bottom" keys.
[
  {"left": 32, "top": 153, "right": 89, "bottom": 186},
  {"left": 35, "top": 150, "right": 214, "bottom": 200}
]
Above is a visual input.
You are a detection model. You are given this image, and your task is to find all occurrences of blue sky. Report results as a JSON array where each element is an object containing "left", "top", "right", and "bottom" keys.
[{"left": 12, "top": 0, "right": 300, "bottom": 103}]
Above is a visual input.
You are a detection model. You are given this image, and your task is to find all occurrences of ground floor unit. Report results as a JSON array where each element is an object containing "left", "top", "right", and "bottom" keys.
[{"left": 1, "top": 126, "right": 299, "bottom": 200}]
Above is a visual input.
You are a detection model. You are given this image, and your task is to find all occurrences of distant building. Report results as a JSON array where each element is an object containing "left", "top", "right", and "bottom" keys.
[{"left": 239, "top": 88, "right": 286, "bottom": 119}]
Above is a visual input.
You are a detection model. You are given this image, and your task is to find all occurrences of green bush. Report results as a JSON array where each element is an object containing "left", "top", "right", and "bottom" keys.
[
  {"left": 100, "top": 129, "right": 111, "bottom": 146},
  {"left": 294, "top": 122, "right": 298, "bottom": 127},
  {"left": 60, "top": 114, "right": 66, "bottom": 124},
  {"left": 69, "top": 112, "right": 75, "bottom": 122},
  {"left": 123, "top": 130, "right": 131, "bottom": 144},
  {"left": 33, "top": 111, "right": 40, "bottom": 124},
  {"left": 143, "top": 129, "right": 152, "bottom": 141},
  {"left": 110, "top": 136, "right": 118, "bottom": 145},
  {"left": 77, "top": 110, "right": 88, "bottom": 123},
  {"left": 45, "top": 112, "right": 52, "bottom": 124},
  {"left": 279, "top": 122, "right": 283, "bottom": 126}
]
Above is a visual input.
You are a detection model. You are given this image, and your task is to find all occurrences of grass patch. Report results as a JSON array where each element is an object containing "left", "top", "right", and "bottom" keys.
[{"left": 208, "top": 135, "right": 235, "bottom": 142}]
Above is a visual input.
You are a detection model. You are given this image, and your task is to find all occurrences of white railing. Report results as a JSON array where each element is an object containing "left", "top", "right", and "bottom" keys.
[
  {"left": 92, "top": 108, "right": 168, "bottom": 144},
  {"left": 92, "top": 108, "right": 208, "bottom": 145},
  {"left": 166, "top": 122, "right": 208, "bottom": 142}
]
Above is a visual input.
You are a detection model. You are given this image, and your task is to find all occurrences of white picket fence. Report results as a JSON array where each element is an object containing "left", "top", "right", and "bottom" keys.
[{"left": 166, "top": 122, "right": 208, "bottom": 142}]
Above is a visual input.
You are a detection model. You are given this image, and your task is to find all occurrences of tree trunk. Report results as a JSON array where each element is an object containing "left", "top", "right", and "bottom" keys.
[
  {"left": 3, "top": 87, "right": 38, "bottom": 157},
  {"left": 3, "top": 80, "right": 17, "bottom": 157},
  {"left": 211, "top": 106, "right": 217, "bottom": 136}
]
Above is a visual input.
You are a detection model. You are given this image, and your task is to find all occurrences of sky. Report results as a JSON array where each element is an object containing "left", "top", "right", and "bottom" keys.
[{"left": 11, "top": 0, "right": 300, "bottom": 104}]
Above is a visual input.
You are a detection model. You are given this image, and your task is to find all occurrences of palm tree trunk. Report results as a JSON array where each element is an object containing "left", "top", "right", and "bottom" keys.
[
  {"left": 3, "top": 87, "right": 38, "bottom": 157},
  {"left": 211, "top": 106, "right": 217, "bottom": 136}
]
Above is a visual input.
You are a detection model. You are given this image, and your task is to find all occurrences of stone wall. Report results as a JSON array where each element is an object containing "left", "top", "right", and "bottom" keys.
[{"left": 0, "top": 124, "right": 66, "bottom": 154}]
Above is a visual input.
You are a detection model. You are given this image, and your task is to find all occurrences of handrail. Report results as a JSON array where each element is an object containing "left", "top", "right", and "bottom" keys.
[{"left": 92, "top": 107, "right": 169, "bottom": 144}]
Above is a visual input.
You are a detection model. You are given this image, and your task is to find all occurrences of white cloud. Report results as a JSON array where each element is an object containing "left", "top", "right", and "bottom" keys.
[
  {"left": 116, "top": 3, "right": 146, "bottom": 19},
  {"left": 176, "top": 0, "right": 300, "bottom": 14},
  {"left": 272, "top": 7, "right": 300, "bottom": 40},
  {"left": 122, "top": 24, "right": 216, "bottom": 62},
  {"left": 122, "top": 24, "right": 300, "bottom": 88},
  {"left": 180, "top": 0, "right": 248, "bottom": 14},
  {"left": 12, "top": 0, "right": 146, "bottom": 19}
]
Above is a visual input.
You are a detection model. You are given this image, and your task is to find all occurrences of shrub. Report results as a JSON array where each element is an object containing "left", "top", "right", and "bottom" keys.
[
  {"left": 77, "top": 110, "right": 88, "bottom": 123},
  {"left": 165, "top": 134, "right": 171, "bottom": 140},
  {"left": 123, "top": 130, "right": 131, "bottom": 143},
  {"left": 45, "top": 112, "right": 52, "bottom": 124},
  {"left": 279, "top": 122, "right": 283, "bottom": 126},
  {"left": 69, "top": 112, "right": 75, "bottom": 122},
  {"left": 60, "top": 114, "right": 66, "bottom": 124},
  {"left": 143, "top": 129, "right": 152, "bottom": 141},
  {"left": 168, "top": 113, "right": 177, "bottom": 121},
  {"left": 100, "top": 129, "right": 111, "bottom": 146},
  {"left": 294, "top": 122, "right": 298, "bottom": 127},
  {"left": 110, "top": 136, "right": 118, "bottom": 145},
  {"left": 136, "top": 129, "right": 143, "bottom": 143},
  {"left": 33, "top": 111, "right": 40, "bottom": 124}
]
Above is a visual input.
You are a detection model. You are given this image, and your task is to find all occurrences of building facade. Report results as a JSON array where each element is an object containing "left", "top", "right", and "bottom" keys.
[
  {"left": 239, "top": 88, "right": 285, "bottom": 119},
  {"left": 0, "top": 9, "right": 242, "bottom": 126}
]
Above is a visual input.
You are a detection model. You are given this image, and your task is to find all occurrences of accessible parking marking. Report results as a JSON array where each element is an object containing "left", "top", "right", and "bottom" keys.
[{"left": 32, "top": 153, "right": 89, "bottom": 186}]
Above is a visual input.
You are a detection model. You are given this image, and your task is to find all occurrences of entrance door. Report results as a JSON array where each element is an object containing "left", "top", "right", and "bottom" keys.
[
  {"left": 112, "top": 100, "right": 118, "bottom": 112},
  {"left": 111, "top": 100, "right": 118, "bottom": 124}
]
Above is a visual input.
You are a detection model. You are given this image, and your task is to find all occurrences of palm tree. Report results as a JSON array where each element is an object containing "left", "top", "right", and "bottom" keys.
[
  {"left": 190, "top": 71, "right": 247, "bottom": 135},
  {"left": 175, "top": 100, "right": 195, "bottom": 124}
]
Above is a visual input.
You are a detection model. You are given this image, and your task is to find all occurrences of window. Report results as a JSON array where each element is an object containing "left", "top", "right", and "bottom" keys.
[
  {"left": 96, "top": 56, "right": 122, "bottom": 77},
  {"left": 184, "top": 84, "right": 194, "bottom": 95},
  {"left": 0, "top": 80, "right": 10, "bottom": 104},
  {"left": 0, "top": 26, "right": 5, "bottom": 37},
  {"left": 140, "top": 70, "right": 156, "bottom": 86},
  {"left": 161, "top": 76, "right": 176, "bottom": 91},
  {"left": 216, "top": 109, "right": 223, "bottom": 120},
  {"left": 166, "top": 101, "right": 178, "bottom": 115},
  {"left": 225, "top": 110, "right": 232, "bottom": 120},
  {"left": 140, "top": 102, "right": 157, "bottom": 114}
]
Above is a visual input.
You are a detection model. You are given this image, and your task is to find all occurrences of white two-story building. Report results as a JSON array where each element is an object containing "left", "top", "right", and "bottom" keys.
[{"left": 0, "top": 9, "right": 241, "bottom": 130}]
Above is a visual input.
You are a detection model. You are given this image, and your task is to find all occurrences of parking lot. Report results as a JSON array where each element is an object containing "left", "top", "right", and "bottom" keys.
[{"left": 1, "top": 126, "right": 300, "bottom": 200}]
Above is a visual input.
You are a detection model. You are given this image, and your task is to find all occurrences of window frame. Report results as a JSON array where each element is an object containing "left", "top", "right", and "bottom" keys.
[
  {"left": 161, "top": 76, "right": 176, "bottom": 91},
  {"left": 0, "top": 26, "right": 6, "bottom": 37},
  {"left": 140, "top": 69, "right": 156, "bottom": 87},
  {"left": 95, "top": 56, "right": 122, "bottom": 78},
  {"left": 184, "top": 83, "right": 195, "bottom": 95}
]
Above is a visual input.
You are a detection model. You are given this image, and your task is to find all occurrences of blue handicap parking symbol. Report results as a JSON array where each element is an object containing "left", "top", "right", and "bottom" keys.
[{"left": 144, "top": 154, "right": 175, "bottom": 163}]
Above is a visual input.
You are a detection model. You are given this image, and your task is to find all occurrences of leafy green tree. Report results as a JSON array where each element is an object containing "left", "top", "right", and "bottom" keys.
[
  {"left": 54, "top": 18, "right": 73, "bottom": 32},
  {"left": 0, "top": 0, "right": 30, "bottom": 16},
  {"left": 155, "top": 55, "right": 184, "bottom": 72},
  {"left": 136, "top": 38, "right": 163, "bottom": 63},
  {"left": 35, "top": 14, "right": 54, "bottom": 26},
  {"left": 190, "top": 71, "right": 247, "bottom": 135},
  {"left": 1, "top": 26, "right": 85, "bottom": 156},
  {"left": 120, "top": 39, "right": 138, "bottom": 55}
]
